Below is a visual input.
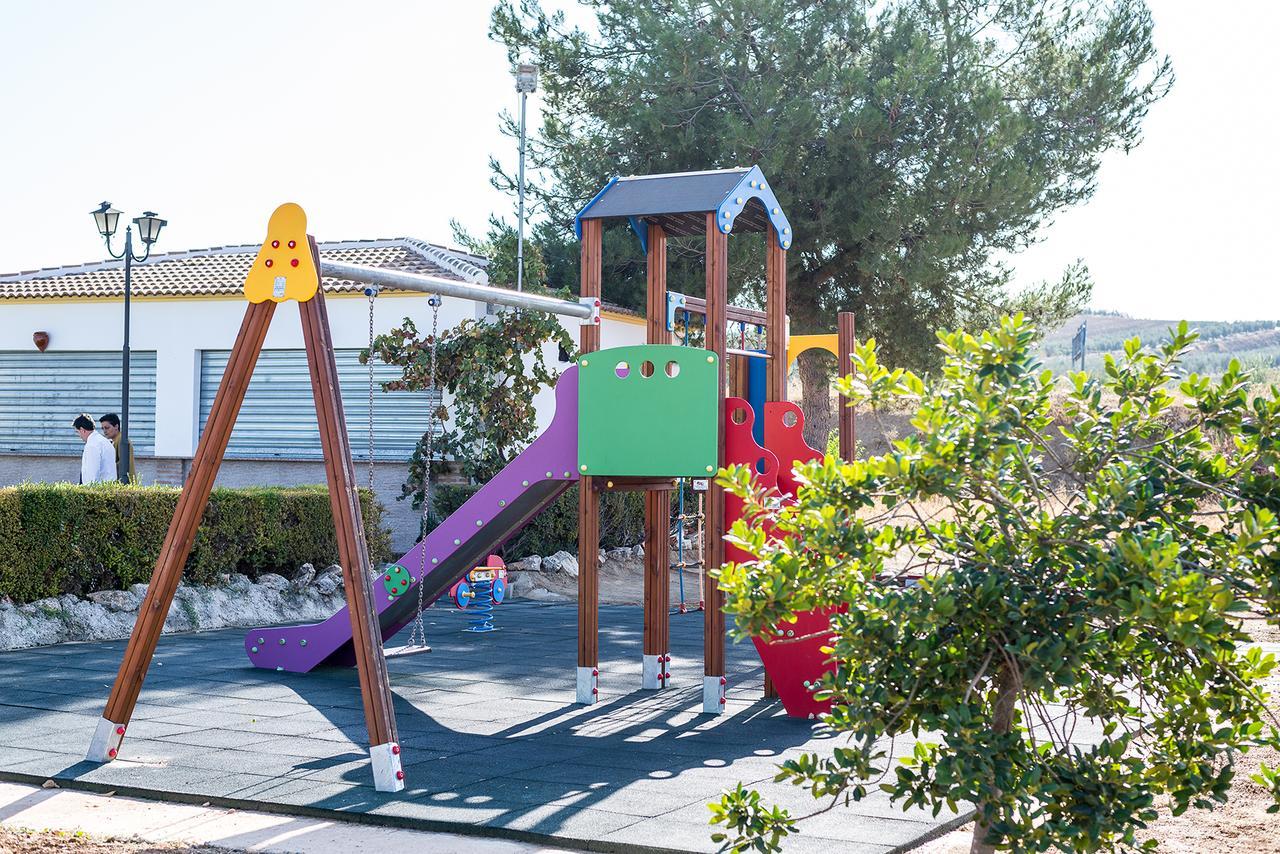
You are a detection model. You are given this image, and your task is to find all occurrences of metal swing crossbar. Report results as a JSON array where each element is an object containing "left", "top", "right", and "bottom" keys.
[{"left": 322, "top": 260, "right": 600, "bottom": 323}]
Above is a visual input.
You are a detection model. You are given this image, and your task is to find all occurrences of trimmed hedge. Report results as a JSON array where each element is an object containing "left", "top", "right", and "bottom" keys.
[
  {"left": 0, "top": 482, "right": 391, "bottom": 605},
  {"left": 428, "top": 483, "right": 645, "bottom": 561}
]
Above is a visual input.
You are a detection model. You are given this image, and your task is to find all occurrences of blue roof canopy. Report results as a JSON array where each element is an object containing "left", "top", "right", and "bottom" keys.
[{"left": 575, "top": 166, "right": 793, "bottom": 250}]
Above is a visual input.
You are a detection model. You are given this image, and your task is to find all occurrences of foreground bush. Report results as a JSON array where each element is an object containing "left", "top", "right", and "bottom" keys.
[
  {"left": 713, "top": 316, "right": 1280, "bottom": 853},
  {"left": 428, "top": 483, "right": 644, "bottom": 559},
  {"left": 0, "top": 483, "right": 391, "bottom": 605}
]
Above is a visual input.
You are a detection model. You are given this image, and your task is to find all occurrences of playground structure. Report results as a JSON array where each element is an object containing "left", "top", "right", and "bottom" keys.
[{"left": 84, "top": 167, "right": 858, "bottom": 792}]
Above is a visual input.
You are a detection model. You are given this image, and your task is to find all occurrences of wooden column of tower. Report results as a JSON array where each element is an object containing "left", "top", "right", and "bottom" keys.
[
  {"left": 642, "top": 223, "right": 672, "bottom": 690},
  {"left": 838, "top": 311, "right": 857, "bottom": 462},
  {"left": 762, "top": 223, "right": 788, "bottom": 699},
  {"left": 87, "top": 204, "right": 405, "bottom": 793},
  {"left": 703, "top": 213, "right": 729, "bottom": 713},
  {"left": 577, "top": 217, "right": 603, "bottom": 704}
]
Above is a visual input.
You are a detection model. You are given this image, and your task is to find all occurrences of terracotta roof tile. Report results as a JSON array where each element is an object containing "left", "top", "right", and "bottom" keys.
[{"left": 0, "top": 238, "right": 490, "bottom": 300}]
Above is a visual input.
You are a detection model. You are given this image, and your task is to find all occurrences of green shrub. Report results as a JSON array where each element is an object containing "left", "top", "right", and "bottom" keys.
[
  {"left": 0, "top": 482, "right": 391, "bottom": 605},
  {"left": 427, "top": 483, "right": 644, "bottom": 560}
]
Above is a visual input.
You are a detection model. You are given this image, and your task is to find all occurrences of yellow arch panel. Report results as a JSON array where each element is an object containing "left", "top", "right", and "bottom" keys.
[{"left": 786, "top": 333, "right": 839, "bottom": 370}]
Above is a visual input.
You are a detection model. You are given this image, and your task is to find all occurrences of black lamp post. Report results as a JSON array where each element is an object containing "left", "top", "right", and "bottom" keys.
[{"left": 91, "top": 202, "right": 167, "bottom": 484}]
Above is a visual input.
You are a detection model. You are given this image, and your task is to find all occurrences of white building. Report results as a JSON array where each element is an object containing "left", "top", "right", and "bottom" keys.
[{"left": 0, "top": 238, "right": 644, "bottom": 549}]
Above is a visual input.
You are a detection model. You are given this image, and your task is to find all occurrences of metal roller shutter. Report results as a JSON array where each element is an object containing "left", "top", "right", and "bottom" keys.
[
  {"left": 0, "top": 351, "right": 157, "bottom": 455},
  {"left": 199, "top": 349, "right": 437, "bottom": 460}
]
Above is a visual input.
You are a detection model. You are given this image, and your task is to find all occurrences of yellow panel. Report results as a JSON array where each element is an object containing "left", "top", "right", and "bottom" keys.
[
  {"left": 786, "top": 333, "right": 839, "bottom": 370},
  {"left": 243, "top": 203, "right": 320, "bottom": 304}
]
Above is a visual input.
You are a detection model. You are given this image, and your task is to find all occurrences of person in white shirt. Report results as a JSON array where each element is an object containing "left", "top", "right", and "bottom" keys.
[{"left": 74, "top": 413, "right": 117, "bottom": 484}]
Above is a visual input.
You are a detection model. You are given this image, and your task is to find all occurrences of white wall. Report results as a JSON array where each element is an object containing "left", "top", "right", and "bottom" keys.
[{"left": 0, "top": 293, "right": 645, "bottom": 457}]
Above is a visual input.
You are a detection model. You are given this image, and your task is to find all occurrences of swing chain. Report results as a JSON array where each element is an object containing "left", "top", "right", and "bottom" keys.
[{"left": 405, "top": 294, "right": 442, "bottom": 652}]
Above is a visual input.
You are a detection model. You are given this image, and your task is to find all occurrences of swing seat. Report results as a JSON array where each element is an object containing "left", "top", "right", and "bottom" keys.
[{"left": 384, "top": 643, "right": 432, "bottom": 658}]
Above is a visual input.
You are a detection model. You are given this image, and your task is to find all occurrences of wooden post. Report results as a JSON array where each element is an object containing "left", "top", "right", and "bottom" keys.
[
  {"left": 703, "top": 214, "right": 728, "bottom": 713},
  {"left": 838, "top": 311, "right": 857, "bottom": 463},
  {"left": 577, "top": 218, "right": 603, "bottom": 704},
  {"left": 761, "top": 224, "right": 789, "bottom": 700},
  {"left": 642, "top": 223, "right": 672, "bottom": 690},
  {"left": 729, "top": 354, "right": 749, "bottom": 398},
  {"left": 298, "top": 266, "right": 400, "bottom": 779},
  {"left": 89, "top": 298, "right": 276, "bottom": 762},
  {"left": 765, "top": 226, "right": 788, "bottom": 404}
]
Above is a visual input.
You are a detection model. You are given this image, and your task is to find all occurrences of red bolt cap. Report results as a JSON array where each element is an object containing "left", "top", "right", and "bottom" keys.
[
  {"left": 290, "top": 258, "right": 299, "bottom": 267},
  {"left": 107, "top": 748, "right": 117, "bottom": 758},
  {"left": 288, "top": 240, "right": 297, "bottom": 248},
  {"left": 265, "top": 258, "right": 274, "bottom": 268},
  {"left": 720, "top": 677, "right": 727, "bottom": 685},
  {"left": 271, "top": 240, "right": 280, "bottom": 248},
  {"left": 591, "top": 669, "right": 598, "bottom": 677},
  {"left": 592, "top": 687, "right": 599, "bottom": 695},
  {"left": 385, "top": 574, "right": 392, "bottom": 581},
  {"left": 115, "top": 726, "right": 125, "bottom": 735},
  {"left": 396, "top": 770, "right": 405, "bottom": 780},
  {"left": 391, "top": 744, "right": 401, "bottom": 755},
  {"left": 719, "top": 697, "right": 726, "bottom": 705},
  {"left": 594, "top": 299, "right": 601, "bottom": 306}
]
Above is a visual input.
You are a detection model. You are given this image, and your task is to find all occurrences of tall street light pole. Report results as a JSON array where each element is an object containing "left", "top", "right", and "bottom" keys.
[
  {"left": 91, "top": 203, "right": 167, "bottom": 484},
  {"left": 514, "top": 62, "right": 538, "bottom": 293}
]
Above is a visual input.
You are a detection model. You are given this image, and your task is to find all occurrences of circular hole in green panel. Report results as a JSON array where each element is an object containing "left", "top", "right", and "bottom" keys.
[
  {"left": 614, "top": 361, "right": 630, "bottom": 378},
  {"left": 640, "top": 360, "right": 655, "bottom": 378},
  {"left": 665, "top": 360, "right": 680, "bottom": 378}
]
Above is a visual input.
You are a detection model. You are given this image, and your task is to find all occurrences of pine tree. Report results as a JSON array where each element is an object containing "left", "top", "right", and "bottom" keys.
[{"left": 489, "top": 0, "right": 1171, "bottom": 440}]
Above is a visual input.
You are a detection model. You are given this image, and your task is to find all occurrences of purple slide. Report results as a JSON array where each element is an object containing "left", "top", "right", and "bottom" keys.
[{"left": 245, "top": 368, "right": 580, "bottom": 673}]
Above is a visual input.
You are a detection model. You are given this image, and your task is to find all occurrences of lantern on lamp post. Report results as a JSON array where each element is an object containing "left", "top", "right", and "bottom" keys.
[{"left": 91, "top": 202, "right": 168, "bottom": 484}]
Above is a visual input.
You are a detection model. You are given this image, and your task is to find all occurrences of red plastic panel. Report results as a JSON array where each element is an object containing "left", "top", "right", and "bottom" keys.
[
  {"left": 751, "top": 605, "right": 847, "bottom": 718},
  {"left": 723, "top": 398, "right": 780, "bottom": 565},
  {"left": 725, "top": 399, "right": 838, "bottom": 718},
  {"left": 762, "top": 401, "right": 823, "bottom": 498}
]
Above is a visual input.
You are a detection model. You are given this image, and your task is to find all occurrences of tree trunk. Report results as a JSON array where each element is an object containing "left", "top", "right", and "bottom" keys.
[
  {"left": 970, "top": 661, "right": 1021, "bottom": 854},
  {"left": 798, "top": 350, "right": 835, "bottom": 451}
]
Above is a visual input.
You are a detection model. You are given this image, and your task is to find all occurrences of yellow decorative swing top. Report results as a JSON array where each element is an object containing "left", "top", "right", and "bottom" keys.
[{"left": 244, "top": 203, "right": 320, "bottom": 304}]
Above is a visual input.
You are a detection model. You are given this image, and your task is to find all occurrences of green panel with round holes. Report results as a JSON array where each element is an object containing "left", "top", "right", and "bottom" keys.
[
  {"left": 577, "top": 344, "right": 719, "bottom": 476},
  {"left": 383, "top": 564, "right": 412, "bottom": 597}
]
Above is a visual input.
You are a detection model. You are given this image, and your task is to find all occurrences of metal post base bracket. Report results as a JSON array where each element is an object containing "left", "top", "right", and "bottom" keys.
[
  {"left": 86, "top": 717, "right": 126, "bottom": 763},
  {"left": 642, "top": 653, "right": 671, "bottom": 690},
  {"left": 577, "top": 665, "right": 600, "bottom": 705},
  {"left": 369, "top": 742, "right": 405, "bottom": 793},
  {"left": 703, "top": 675, "right": 727, "bottom": 714}
]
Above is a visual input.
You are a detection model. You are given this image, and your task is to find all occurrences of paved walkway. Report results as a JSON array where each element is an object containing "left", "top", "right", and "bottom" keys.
[
  {"left": 0, "top": 602, "right": 967, "bottom": 853},
  {"left": 0, "top": 780, "right": 568, "bottom": 852}
]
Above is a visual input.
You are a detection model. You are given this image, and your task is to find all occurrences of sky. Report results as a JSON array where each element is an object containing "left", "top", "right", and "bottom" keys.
[{"left": 0, "top": 1, "right": 1275, "bottom": 321}]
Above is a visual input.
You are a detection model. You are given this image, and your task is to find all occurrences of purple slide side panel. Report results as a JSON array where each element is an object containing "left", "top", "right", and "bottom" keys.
[{"left": 245, "top": 368, "right": 580, "bottom": 673}]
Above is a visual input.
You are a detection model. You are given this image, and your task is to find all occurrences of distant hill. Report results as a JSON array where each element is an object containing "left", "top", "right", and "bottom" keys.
[{"left": 1039, "top": 314, "right": 1280, "bottom": 378}]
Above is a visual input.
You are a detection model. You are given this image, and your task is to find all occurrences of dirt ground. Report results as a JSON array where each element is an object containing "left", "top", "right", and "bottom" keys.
[
  {"left": 0, "top": 828, "right": 234, "bottom": 854},
  {"left": 913, "top": 616, "right": 1280, "bottom": 853}
]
